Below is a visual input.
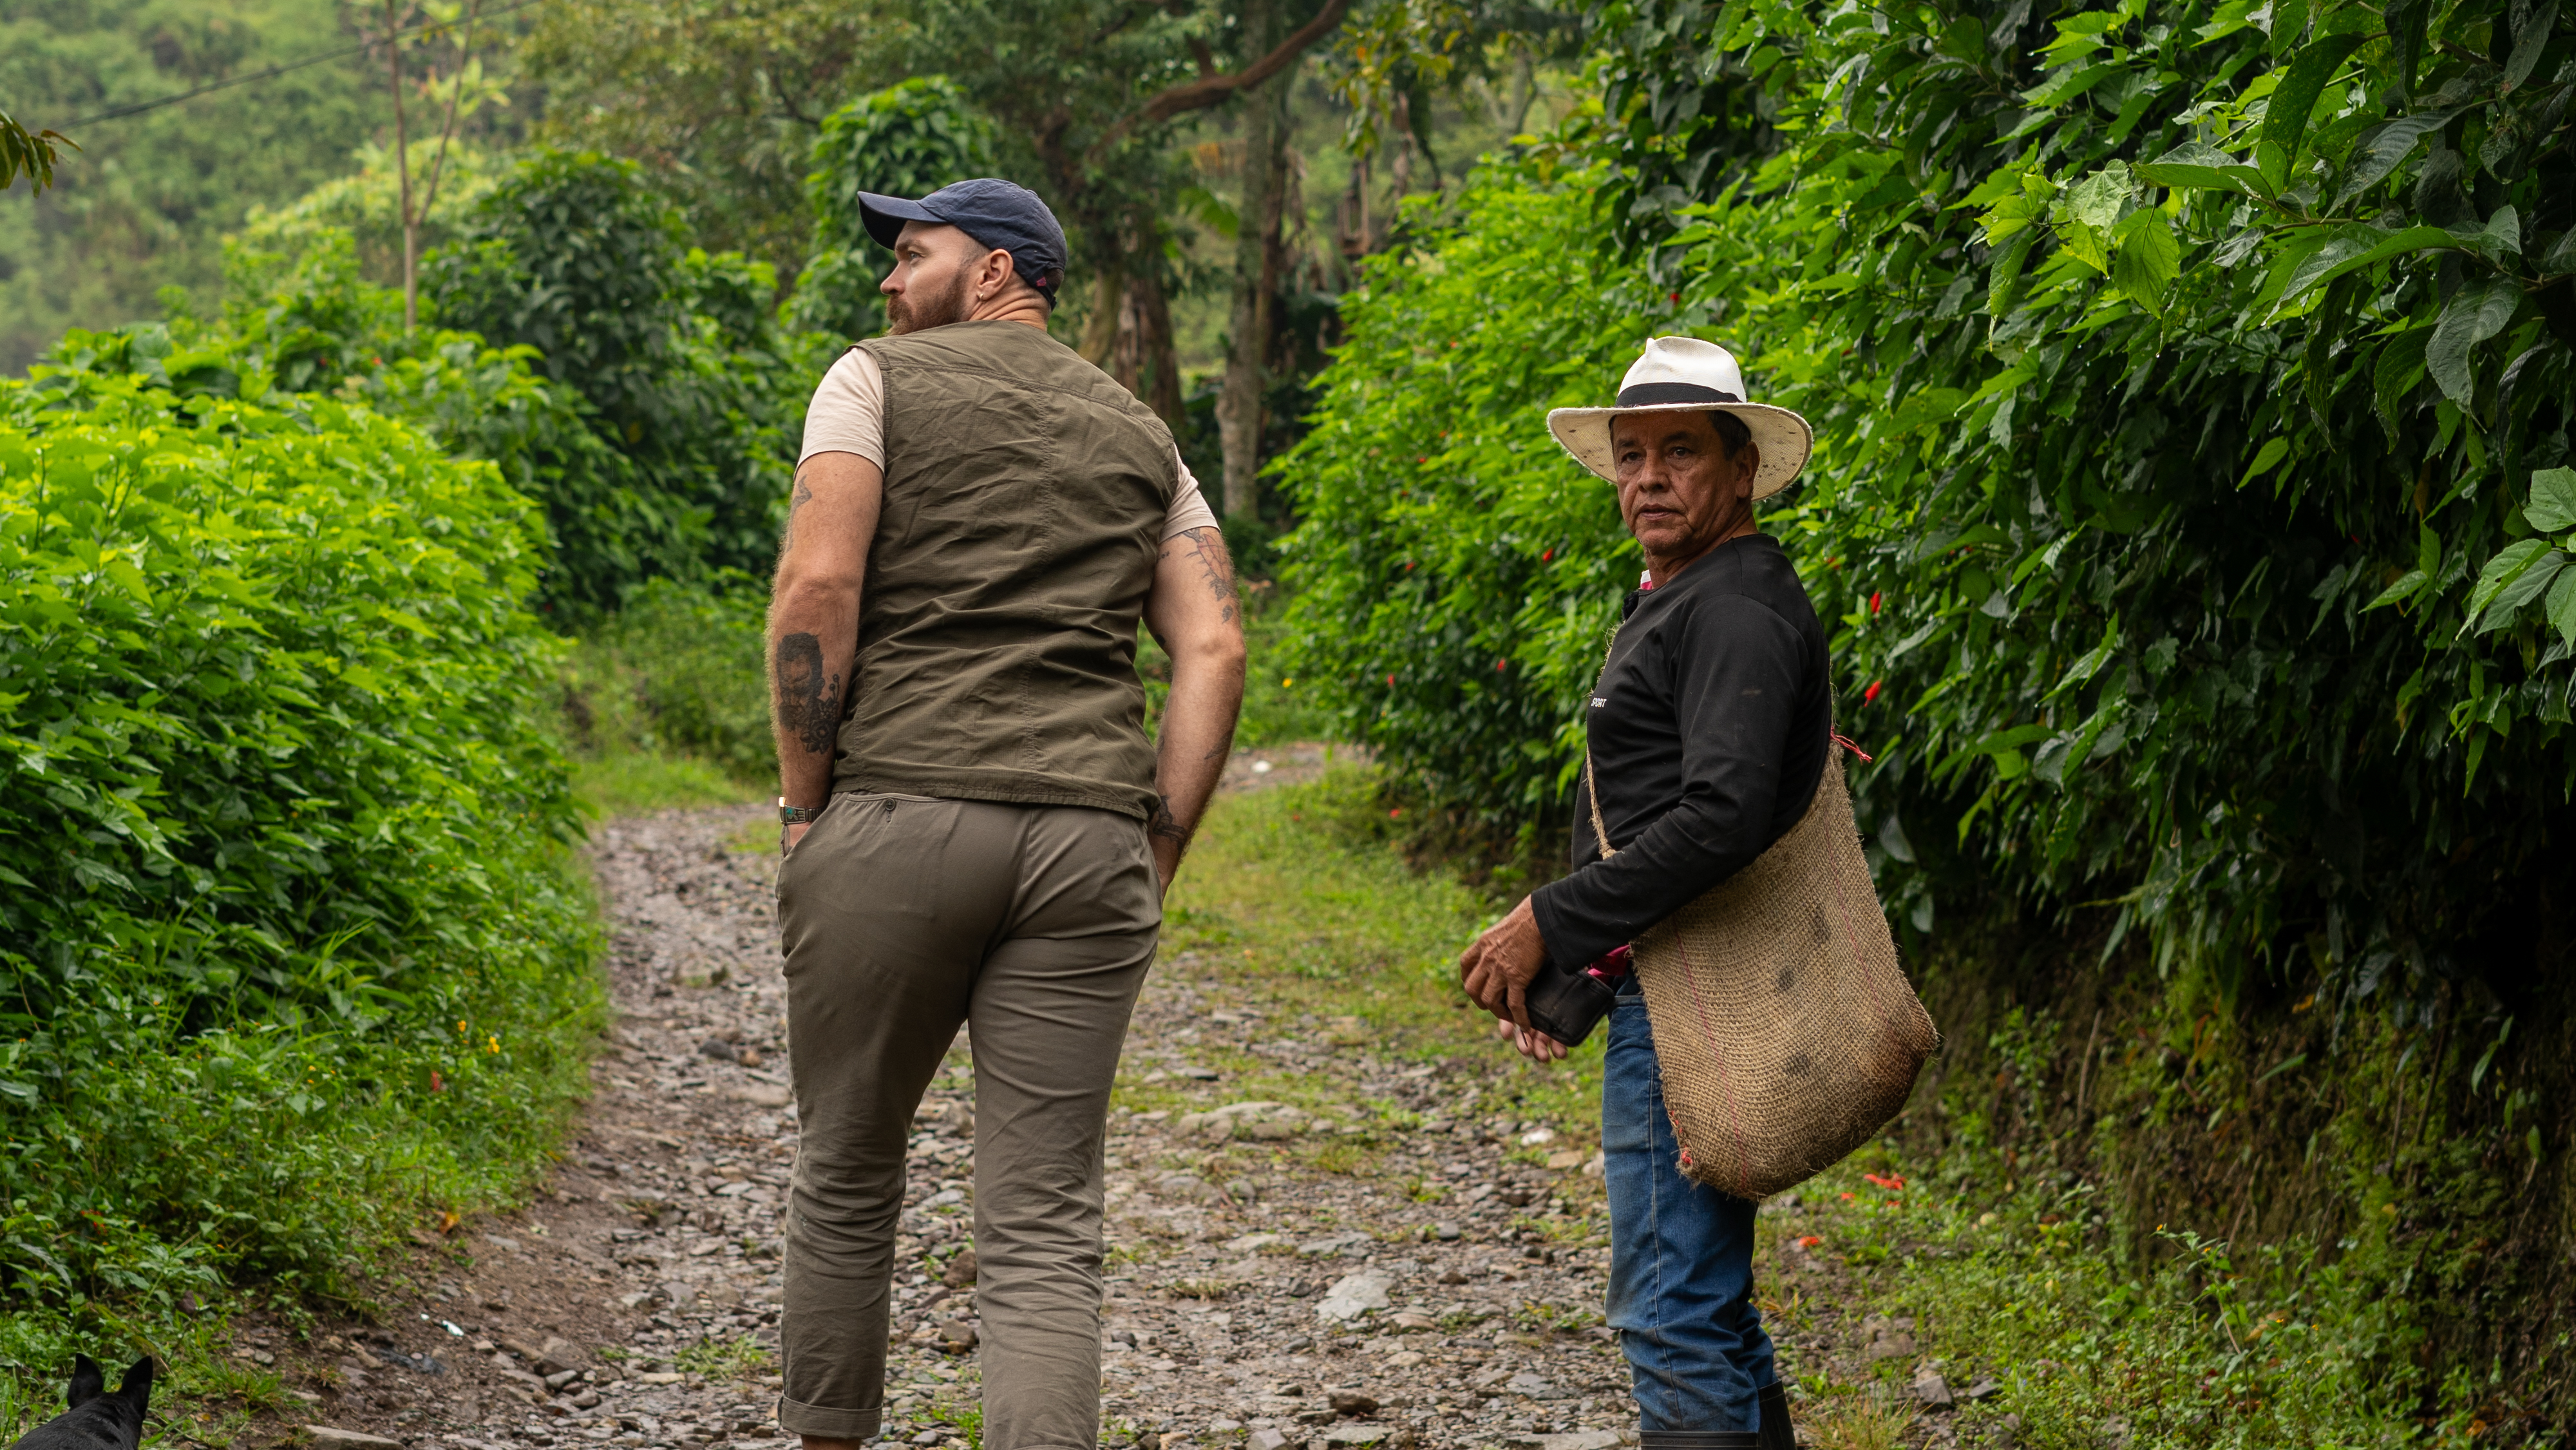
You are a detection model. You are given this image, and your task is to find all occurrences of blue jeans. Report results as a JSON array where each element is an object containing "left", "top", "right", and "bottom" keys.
[{"left": 1602, "top": 979, "right": 1777, "bottom": 1433}]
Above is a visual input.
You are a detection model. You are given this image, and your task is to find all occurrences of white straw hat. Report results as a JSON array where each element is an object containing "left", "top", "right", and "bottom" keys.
[{"left": 1546, "top": 337, "right": 1814, "bottom": 498}]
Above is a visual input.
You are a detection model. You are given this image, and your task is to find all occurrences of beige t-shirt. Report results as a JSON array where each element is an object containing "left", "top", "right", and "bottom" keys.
[{"left": 799, "top": 347, "right": 1220, "bottom": 539}]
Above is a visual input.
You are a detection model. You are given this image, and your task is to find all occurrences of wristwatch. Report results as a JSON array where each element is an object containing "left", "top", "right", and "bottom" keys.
[{"left": 779, "top": 797, "right": 823, "bottom": 826}]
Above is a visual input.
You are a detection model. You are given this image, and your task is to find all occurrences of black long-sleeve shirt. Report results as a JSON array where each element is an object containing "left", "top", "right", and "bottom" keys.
[{"left": 1529, "top": 533, "right": 1832, "bottom": 971}]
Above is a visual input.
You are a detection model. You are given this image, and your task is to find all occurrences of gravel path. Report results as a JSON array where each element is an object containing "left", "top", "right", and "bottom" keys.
[{"left": 263, "top": 757, "right": 1912, "bottom": 1450}]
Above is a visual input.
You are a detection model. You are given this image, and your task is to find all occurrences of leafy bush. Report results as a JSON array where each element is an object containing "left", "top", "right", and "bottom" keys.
[
  {"left": 428, "top": 148, "right": 825, "bottom": 613},
  {"left": 564, "top": 575, "right": 776, "bottom": 785},
  {"left": 789, "top": 77, "right": 999, "bottom": 341},
  {"left": 1275, "top": 157, "right": 1653, "bottom": 825},
  {"left": 0, "top": 368, "right": 599, "bottom": 1335}
]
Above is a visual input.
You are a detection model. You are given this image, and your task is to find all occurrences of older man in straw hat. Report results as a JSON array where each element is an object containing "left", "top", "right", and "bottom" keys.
[{"left": 1455, "top": 337, "right": 1828, "bottom": 1450}]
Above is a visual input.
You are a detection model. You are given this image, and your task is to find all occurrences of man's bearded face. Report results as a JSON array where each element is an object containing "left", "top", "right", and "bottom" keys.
[
  {"left": 883, "top": 225, "right": 985, "bottom": 336},
  {"left": 886, "top": 260, "right": 976, "bottom": 334}
]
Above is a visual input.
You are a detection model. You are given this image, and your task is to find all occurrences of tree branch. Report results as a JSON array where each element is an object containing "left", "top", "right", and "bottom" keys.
[{"left": 1092, "top": 0, "right": 1350, "bottom": 153}]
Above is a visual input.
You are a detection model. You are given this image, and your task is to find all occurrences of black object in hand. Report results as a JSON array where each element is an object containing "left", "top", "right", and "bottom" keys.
[{"left": 1519, "top": 954, "right": 1620, "bottom": 1047}]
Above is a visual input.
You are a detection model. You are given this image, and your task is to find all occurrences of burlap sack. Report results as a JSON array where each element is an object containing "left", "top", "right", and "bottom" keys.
[{"left": 1589, "top": 741, "right": 1937, "bottom": 1200}]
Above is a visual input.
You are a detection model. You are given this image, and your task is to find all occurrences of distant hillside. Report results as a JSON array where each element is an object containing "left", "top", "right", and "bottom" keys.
[{"left": 0, "top": 0, "right": 516, "bottom": 372}]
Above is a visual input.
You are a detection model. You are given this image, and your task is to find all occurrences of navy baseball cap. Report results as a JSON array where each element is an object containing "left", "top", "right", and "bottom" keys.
[{"left": 858, "top": 178, "right": 1069, "bottom": 303}]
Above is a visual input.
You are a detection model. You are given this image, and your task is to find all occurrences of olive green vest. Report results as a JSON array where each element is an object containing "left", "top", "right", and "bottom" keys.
[{"left": 832, "top": 321, "right": 1179, "bottom": 821}]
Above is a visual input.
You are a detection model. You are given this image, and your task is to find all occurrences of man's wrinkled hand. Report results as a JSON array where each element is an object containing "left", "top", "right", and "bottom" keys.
[
  {"left": 783, "top": 821, "right": 815, "bottom": 856},
  {"left": 1496, "top": 1015, "right": 1571, "bottom": 1064},
  {"left": 1457, "top": 896, "right": 1550, "bottom": 1034}
]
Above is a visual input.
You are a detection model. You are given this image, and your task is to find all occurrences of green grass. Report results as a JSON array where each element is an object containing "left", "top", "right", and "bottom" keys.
[
  {"left": 572, "top": 748, "right": 762, "bottom": 819},
  {"left": 1772, "top": 1150, "right": 2441, "bottom": 1447},
  {"left": 1136, "top": 606, "right": 1336, "bottom": 749},
  {"left": 1142, "top": 763, "right": 1607, "bottom": 1202},
  {"left": 675, "top": 1333, "right": 775, "bottom": 1382}
]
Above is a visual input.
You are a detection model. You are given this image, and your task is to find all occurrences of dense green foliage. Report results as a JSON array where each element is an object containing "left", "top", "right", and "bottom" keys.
[
  {"left": 518, "top": 0, "right": 898, "bottom": 283},
  {"left": 0, "top": 361, "right": 600, "bottom": 1348},
  {"left": 788, "top": 77, "right": 1000, "bottom": 340},
  {"left": 1281, "top": 0, "right": 2576, "bottom": 1429},
  {"left": 1274, "top": 158, "right": 1650, "bottom": 823},
  {"left": 564, "top": 575, "right": 777, "bottom": 785},
  {"left": 428, "top": 149, "right": 824, "bottom": 613}
]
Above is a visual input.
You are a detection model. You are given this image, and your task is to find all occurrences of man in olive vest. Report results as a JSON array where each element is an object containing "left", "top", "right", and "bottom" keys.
[{"left": 767, "top": 178, "right": 1247, "bottom": 1450}]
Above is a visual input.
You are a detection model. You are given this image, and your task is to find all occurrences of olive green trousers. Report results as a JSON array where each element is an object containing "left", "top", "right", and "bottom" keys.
[{"left": 773, "top": 791, "right": 1159, "bottom": 1450}]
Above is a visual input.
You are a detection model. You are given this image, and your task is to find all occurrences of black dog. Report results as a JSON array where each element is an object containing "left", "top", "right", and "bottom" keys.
[{"left": 8, "top": 1356, "right": 153, "bottom": 1450}]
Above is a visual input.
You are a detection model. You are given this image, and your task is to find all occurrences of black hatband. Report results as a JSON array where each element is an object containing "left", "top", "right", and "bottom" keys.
[{"left": 1616, "top": 381, "right": 1743, "bottom": 406}]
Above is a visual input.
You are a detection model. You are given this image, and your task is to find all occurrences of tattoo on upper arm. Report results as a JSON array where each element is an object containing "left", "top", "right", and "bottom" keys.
[
  {"left": 775, "top": 631, "right": 844, "bottom": 756},
  {"left": 781, "top": 475, "right": 816, "bottom": 554},
  {"left": 1175, "top": 526, "right": 1238, "bottom": 624}
]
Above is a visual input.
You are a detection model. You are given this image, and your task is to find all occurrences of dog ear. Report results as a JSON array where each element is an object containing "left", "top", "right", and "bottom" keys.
[
  {"left": 117, "top": 1357, "right": 156, "bottom": 1411},
  {"left": 68, "top": 1354, "right": 104, "bottom": 1409}
]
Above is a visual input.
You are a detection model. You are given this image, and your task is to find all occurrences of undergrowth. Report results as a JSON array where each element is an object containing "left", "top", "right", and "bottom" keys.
[
  {"left": 0, "top": 369, "right": 605, "bottom": 1438},
  {"left": 1164, "top": 766, "right": 2445, "bottom": 1445}
]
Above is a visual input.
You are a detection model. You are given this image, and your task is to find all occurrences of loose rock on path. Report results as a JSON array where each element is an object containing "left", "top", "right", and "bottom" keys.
[{"left": 251, "top": 752, "right": 1906, "bottom": 1450}]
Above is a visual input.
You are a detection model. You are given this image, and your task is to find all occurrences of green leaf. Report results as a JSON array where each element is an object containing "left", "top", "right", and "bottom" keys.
[
  {"left": 2548, "top": 566, "right": 2576, "bottom": 649},
  {"left": 2364, "top": 569, "right": 2429, "bottom": 609},
  {"left": 2331, "top": 108, "right": 2462, "bottom": 208},
  {"left": 2503, "top": 0, "right": 2559, "bottom": 92},
  {"left": 2466, "top": 205, "right": 2524, "bottom": 260},
  {"left": 2427, "top": 280, "right": 2522, "bottom": 404},
  {"left": 102, "top": 557, "right": 153, "bottom": 605},
  {"left": 2373, "top": 328, "right": 2431, "bottom": 435},
  {"left": 2479, "top": 551, "right": 2566, "bottom": 633},
  {"left": 2047, "top": 622, "right": 2125, "bottom": 700},
  {"left": 2239, "top": 437, "right": 2291, "bottom": 485},
  {"left": 2066, "top": 164, "right": 2132, "bottom": 231},
  {"left": 2526, "top": 467, "right": 2576, "bottom": 533},
  {"left": 2134, "top": 142, "right": 2268, "bottom": 195},
  {"left": 2278, "top": 226, "right": 2460, "bottom": 307},
  {"left": 2463, "top": 540, "right": 2561, "bottom": 633},
  {"left": 2259, "top": 34, "right": 2369, "bottom": 163},
  {"left": 2112, "top": 212, "right": 2183, "bottom": 316}
]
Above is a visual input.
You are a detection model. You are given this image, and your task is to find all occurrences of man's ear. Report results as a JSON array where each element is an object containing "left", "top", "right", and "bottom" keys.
[
  {"left": 981, "top": 247, "right": 1016, "bottom": 300},
  {"left": 1736, "top": 441, "right": 1762, "bottom": 497}
]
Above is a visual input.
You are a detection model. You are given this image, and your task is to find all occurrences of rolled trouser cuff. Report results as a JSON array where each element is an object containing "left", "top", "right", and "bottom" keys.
[
  {"left": 776, "top": 1393, "right": 882, "bottom": 1440},
  {"left": 1638, "top": 1433, "right": 1759, "bottom": 1450}
]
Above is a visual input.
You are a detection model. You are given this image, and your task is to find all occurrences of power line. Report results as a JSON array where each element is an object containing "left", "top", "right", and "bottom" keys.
[{"left": 64, "top": 0, "right": 547, "bottom": 129}]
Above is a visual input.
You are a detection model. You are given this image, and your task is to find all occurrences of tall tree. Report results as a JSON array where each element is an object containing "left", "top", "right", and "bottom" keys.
[
  {"left": 898, "top": 0, "right": 1352, "bottom": 425},
  {"left": 1217, "top": 0, "right": 1295, "bottom": 517},
  {"left": 520, "top": 0, "right": 900, "bottom": 285}
]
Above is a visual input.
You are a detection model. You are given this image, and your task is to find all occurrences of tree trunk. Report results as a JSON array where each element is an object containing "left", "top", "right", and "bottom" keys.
[
  {"left": 1218, "top": 3, "right": 1292, "bottom": 522},
  {"left": 1079, "top": 264, "right": 1123, "bottom": 368},
  {"left": 387, "top": 1, "right": 417, "bottom": 329},
  {"left": 1110, "top": 253, "right": 1184, "bottom": 427},
  {"left": 1385, "top": 91, "right": 1412, "bottom": 242}
]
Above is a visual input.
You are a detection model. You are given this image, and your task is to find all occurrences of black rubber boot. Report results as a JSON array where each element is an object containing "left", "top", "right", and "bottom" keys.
[
  {"left": 1756, "top": 1382, "right": 1795, "bottom": 1450},
  {"left": 1639, "top": 1433, "right": 1759, "bottom": 1450}
]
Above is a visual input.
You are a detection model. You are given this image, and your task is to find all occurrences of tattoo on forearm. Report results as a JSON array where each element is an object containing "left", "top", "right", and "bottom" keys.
[
  {"left": 775, "top": 631, "right": 844, "bottom": 756},
  {"left": 1150, "top": 796, "right": 1191, "bottom": 848},
  {"left": 1174, "top": 526, "right": 1238, "bottom": 624}
]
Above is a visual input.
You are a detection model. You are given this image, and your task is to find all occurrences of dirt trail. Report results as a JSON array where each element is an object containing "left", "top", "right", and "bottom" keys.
[{"left": 259, "top": 750, "right": 1909, "bottom": 1450}]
